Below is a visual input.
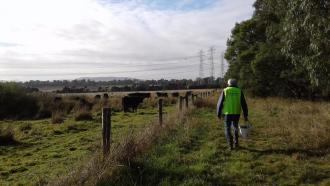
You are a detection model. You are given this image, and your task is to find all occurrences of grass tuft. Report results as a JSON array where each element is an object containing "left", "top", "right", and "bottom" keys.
[
  {"left": 0, "top": 127, "right": 17, "bottom": 146},
  {"left": 51, "top": 111, "right": 65, "bottom": 124},
  {"left": 19, "top": 123, "right": 32, "bottom": 131},
  {"left": 74, "top": 109, "right": 93, "bottom": 121}
]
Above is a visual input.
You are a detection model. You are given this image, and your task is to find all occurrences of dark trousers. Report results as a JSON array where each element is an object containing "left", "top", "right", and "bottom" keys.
[{"left": 224, "top": 119, "right": 239, "bottom": 148}]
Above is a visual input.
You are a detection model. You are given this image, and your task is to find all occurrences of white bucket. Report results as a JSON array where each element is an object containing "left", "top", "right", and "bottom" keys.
[{"left": 239, "top": 123, "right": 251, "bottom": 139}]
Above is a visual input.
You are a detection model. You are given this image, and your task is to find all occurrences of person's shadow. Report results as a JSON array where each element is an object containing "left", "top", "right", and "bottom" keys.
[{"left": 239, "top": 146, "right": 329, "bottom": 157}]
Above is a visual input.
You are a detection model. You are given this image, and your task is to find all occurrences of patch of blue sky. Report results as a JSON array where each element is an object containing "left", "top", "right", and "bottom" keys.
[{"left": 100, "top": 0, "right": 217, "bottom": 11}]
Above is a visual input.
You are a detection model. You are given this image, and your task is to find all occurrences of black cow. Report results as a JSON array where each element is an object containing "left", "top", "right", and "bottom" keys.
[
  {"left": 79, "top": 98, "right": 93, "bottom": 110},
  {"left": 122, "top": 96, "right": 146, "bottom": 112},
  {"left": 94, "top": 94, "right": 101, "bottom": 100},
  {"left": 79, "top": 98, "right": 88, "bottom": 105},
  {"left": 73, "top": 96, "right": 80, "bottom": 101},
  {"left": 156, "top": 92, "right": 168, "bottom": 97},
  {"left": 128, "top": 93, "right": 151, "bottom": 98},
  {"left": 54, "top": 97, "right": 62, "bottom": 103},
  {"left": 171, "top": 92, "right": 179, "bottom": 97},
  {"left": 185, "top": 91, "right": 192, "bottom": 96},
  {"left": 103, "top": 93, "right": 109, "bottom": 99}
]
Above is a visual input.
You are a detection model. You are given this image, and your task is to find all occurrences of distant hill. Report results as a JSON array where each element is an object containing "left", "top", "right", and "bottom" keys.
[{"left": 76, "top": 76, "right": 137, "bottom": 82}]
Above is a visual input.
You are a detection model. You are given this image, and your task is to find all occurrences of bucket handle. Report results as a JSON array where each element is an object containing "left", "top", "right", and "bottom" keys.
[{"left": 244, "top": 121, "right": 252, "bottom": 128}]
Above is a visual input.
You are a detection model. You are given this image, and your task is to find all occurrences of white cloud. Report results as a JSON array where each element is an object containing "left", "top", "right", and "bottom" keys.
[{"left": 0, "top": 0, "right": 254, "bottom": 81}]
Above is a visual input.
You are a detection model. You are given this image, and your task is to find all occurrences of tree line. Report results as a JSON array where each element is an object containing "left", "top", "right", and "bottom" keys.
[
  {"left": 225, "top": 0, "right": 329, "bottom": 99},
  {"left": 15, "top": 77, "right": 224, "bottom": 93}
]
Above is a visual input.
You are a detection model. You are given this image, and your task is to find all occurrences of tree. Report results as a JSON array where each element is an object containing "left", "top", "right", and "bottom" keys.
[
  {"left": 224, "top": 0, "right": 329, "bottom": 98},
  {"left": 282, "top": 0, "right": 330, "bottom": 91}
]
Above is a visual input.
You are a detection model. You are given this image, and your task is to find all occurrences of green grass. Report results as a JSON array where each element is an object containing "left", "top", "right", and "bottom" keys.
[
  {"left": 103, "top": 104, "right": 330, "bottom": 185},
  {"left": 2, "top": 96, "right": 329, "bottom": 185},
  {"left": 0, "top": 106, "right": 175, "bottom": 185}
]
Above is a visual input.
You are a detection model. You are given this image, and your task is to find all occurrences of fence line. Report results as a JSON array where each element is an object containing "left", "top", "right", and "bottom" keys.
[{"left": 101, "top": 90, "right": 214, "bottom": 157}]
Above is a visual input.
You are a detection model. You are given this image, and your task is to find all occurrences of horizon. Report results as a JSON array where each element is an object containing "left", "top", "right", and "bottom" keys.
[
  {"left": 1, "top": 75, "right": 224, "bottom": 83},
  {"left": 0, "top": 0, "right": 254, "bottom": 81}
]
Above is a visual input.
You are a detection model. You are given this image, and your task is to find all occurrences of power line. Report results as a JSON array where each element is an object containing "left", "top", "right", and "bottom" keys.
[
  {"left": 6, "top": 46, "right": 226, "bottom": 80},
  {"left": 10, "top": 61, "right": 212, "bottom": 76}
]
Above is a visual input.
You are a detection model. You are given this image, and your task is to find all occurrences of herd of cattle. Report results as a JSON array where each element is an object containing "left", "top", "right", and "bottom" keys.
[
  {"left": 122, "top": 91, "right": 194, "bottom": 112},
  {"left": 55, "top": 90, "right": 214, "bottom": 113}
]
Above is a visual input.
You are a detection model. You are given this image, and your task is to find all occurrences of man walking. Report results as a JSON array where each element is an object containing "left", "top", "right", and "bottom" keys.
[{"left": 217, "top": 79, "right": 248, "bottom": 150}]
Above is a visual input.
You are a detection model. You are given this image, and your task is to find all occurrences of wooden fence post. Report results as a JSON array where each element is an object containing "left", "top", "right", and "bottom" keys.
[
  {"left": 102, "top": 107, "right": 111, "bottom": 155},
  {"left": 179, "top": 96, "right": 183, "bottom": 111},
  {"left": 158, "top": 99, "right": 163, "bottom": 126},
  {"left": 185, "top": 94, "right": 189, "bottom": 109}
]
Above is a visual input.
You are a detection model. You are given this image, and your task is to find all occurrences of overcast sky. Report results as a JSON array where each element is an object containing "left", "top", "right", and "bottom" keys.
[{"left": 0, "top": 0, "right": 255, "bottom": 81}]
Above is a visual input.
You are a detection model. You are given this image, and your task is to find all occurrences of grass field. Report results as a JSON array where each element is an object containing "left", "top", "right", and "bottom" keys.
[
  {"left": 1, "top": 94, "right": 329, "bottom": 185},
  {"left": 0, "top": 105, "right": 176, "bottom": 185},
  {"left": 97, "top": 97, "right": 330, "bottom": 186}
]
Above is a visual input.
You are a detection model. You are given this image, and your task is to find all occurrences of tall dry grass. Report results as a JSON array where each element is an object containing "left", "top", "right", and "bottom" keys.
[
  {"left": 109, "top": 96, "right": 122, "bottom": 111},
  {"left": 249, "top": 98, "right": 330, "bottom": 150},
  {"left": 51, "top": 107, "right": 192, "bottom": 186},
  {"left": 193, "top": 95, "right": 218, "bottom": 109},
  {"left": 192, "top": 92, "right": 330, "bottom": 150}
]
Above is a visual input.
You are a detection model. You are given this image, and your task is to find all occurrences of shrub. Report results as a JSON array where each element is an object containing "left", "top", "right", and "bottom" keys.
[
  {"left": 34, "top": 93, "right": 54, "bottom": 119},
  {"left": 32, "top": 93, "right": 77, "bottom": 119},
  {"left": 74, "top": 109, "right": 93, "bottom": 121},
  {"left": 0, "top": 127, "right": 16, "bottom": 146},
  {"left": 36, "top": 109, "right": 52, "bottom": 119},
  {"left": 0, "top": 83, "right": 39, "bottom": 119}
]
